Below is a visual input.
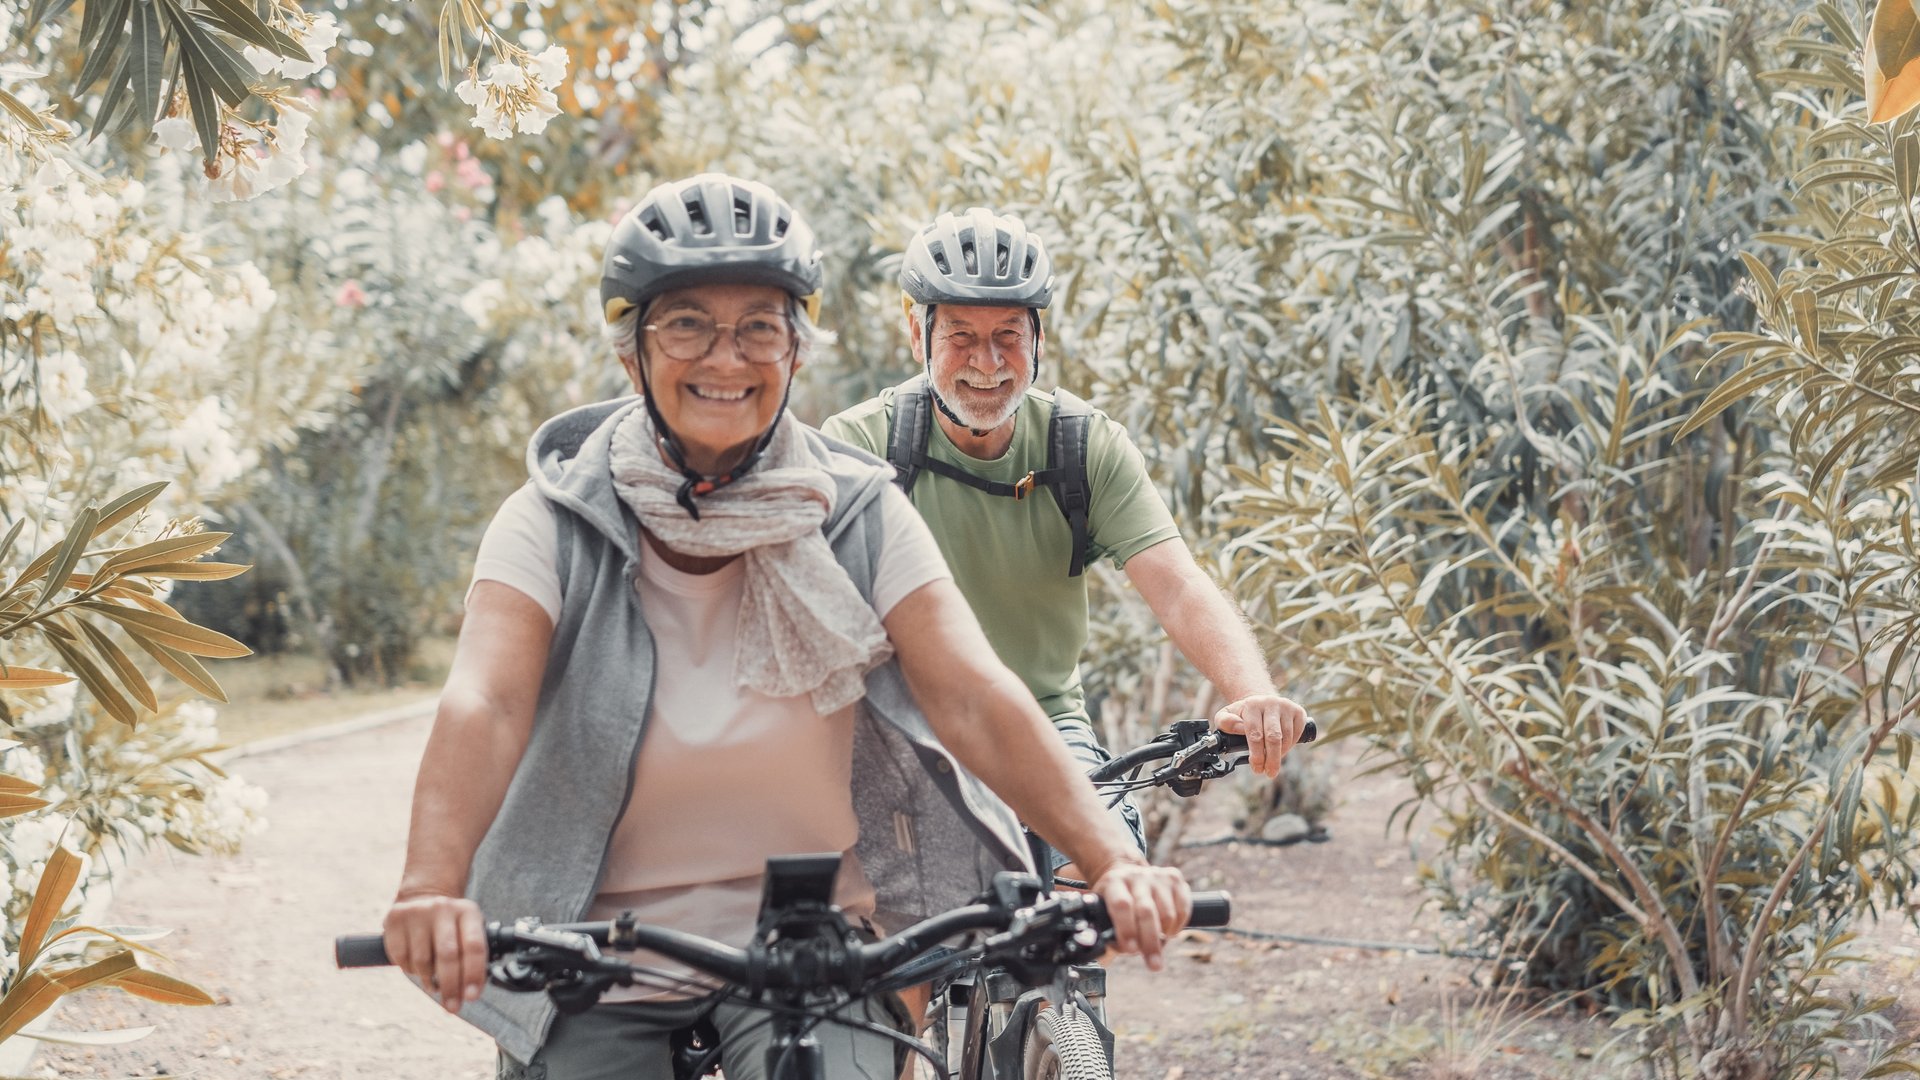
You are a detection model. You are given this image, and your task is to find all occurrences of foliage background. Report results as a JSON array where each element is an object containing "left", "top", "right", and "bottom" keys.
[{"left": 11, "top": 0, "right": 1920, "bottom": 1070}]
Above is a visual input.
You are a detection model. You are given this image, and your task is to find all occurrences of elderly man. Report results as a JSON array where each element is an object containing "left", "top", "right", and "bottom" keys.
[{"left": 822, "top": 208, "right": 1309, "bottom": 869}]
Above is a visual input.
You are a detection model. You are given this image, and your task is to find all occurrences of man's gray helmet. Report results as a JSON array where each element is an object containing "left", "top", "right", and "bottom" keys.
[
  {"left": 900, "top": 208, "right": 1055, "bottom": 309},
  {"left": 601, "top": 173, "right": 824, "bottom": 324}
]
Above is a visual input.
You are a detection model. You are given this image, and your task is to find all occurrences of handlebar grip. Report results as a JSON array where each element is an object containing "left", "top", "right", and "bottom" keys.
[
  {"left": 335, "top": 933, "right": 393, "bottom": 968},
  {"left": 1186, "top": 891, "right": 1232, "bottom": 928},
  {"left": 1215, "top": 720, "right": 1317, "bottom": 755}
]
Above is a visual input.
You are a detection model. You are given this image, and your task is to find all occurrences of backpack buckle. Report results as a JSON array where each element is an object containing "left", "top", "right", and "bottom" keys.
[{"left": 1014, "top": 472, "right": 1036, "bottom": 500}]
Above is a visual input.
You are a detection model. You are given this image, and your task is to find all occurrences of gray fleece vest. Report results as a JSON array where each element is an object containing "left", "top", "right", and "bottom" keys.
[{"left": 459, "top": 398, "right": 1033, "bottom": 1063}]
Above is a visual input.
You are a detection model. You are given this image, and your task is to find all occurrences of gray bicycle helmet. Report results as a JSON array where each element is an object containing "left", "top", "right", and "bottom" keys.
[
  {"left": 899, "top": 208, "right": 1055, "bottom": 309},
  {"left": 601, "top": 173, "right": 823, "bottom": 324}
]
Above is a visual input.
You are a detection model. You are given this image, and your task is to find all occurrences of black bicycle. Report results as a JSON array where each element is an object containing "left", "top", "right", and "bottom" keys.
[
  {"left": 899, "top": 717, "right": 1318, "bottom": 1080},
  {"left": 335, "top": 855, "right": 1234, "bottom": 1080}
]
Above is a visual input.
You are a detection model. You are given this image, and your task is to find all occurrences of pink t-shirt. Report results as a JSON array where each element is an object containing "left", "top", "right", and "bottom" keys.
[{"left": 468, "top": 482, "right": 950, "bottom": 998}]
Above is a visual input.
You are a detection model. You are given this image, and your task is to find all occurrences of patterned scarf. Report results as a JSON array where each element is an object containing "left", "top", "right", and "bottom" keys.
[{"left": 607, "top": 407, "right": 892, "bottom": 713}]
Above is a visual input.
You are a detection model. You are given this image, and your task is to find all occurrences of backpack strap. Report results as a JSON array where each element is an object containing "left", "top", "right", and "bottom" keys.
[
  {"left": 889, "top": 375, "right": 1097, "bottom": 577},
  {"left": 1042, "top": 388, "right": 1095, "bottom": 577},
  {"left": 884, "top": 373, "right": 935, "bottom": 495}
]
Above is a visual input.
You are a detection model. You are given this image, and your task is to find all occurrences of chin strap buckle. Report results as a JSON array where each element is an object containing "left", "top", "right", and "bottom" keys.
[{"left": 1013, "top": 472, "right": 1037, "bottom": 501}]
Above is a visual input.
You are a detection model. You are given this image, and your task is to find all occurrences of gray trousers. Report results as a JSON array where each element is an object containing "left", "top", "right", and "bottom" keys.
[
  {"left": 497, "top": 992, "right": 906, "bottom": 1080},
  {"left": 1051, "top": 715, "right": 1145, "bottom": 872}
]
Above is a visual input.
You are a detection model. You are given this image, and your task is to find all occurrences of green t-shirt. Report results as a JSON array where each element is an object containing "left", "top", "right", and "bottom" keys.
[{"left": 823, "top": 383, "right": 1180, "bottom": 720}]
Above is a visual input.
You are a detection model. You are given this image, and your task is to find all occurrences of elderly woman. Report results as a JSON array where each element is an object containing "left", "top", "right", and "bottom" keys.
[{"left": 381, "top": 174, "right": 1190, "bottom": 1080}]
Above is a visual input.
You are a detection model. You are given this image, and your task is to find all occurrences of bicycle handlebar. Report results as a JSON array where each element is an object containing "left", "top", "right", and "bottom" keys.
[
  {"left": 1089, "top": 718, "right": 1318, "bottom": 785},
  {"left": 336, "top": 886, "right": 1233, "bottom": 988}
]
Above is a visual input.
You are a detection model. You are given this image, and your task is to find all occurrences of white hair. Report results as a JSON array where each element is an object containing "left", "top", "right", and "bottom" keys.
[{"left": 609, "top": 295, "right": 826, "bottom": 367}]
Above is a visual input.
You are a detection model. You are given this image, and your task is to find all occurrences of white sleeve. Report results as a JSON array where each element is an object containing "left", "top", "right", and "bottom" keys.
[
  {"left": 870, "top": 483, "right": 952, "bottom": 620},
  {"left": 467, "top": 483, "right": 563, "bottom": 624}
]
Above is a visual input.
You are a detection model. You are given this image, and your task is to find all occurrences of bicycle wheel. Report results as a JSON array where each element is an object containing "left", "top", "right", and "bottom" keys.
[{"left": 1019, "top": 1004, "right": 1112, "bottom": 1080}]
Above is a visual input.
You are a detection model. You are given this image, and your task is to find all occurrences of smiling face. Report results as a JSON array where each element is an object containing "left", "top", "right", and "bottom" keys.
[
  {"left": 622, "top": 283, "right": 799, "bottom": 475},
  {"left": 916, "top": 304, "right": 1039, "bottom": 431}
]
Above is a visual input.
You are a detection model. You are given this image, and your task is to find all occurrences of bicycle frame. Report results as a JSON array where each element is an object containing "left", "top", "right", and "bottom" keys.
[{"left": 913, "top": 717, "right": 1317, "bottom": 1080}]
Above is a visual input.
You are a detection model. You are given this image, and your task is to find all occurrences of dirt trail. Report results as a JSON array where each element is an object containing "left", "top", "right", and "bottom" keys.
[
  {"left": 29, "top": 714, "right": 1623, "bottom": 1080},
  {"left": 35, "top": 714, "right": 494, "bottom": 1080}
]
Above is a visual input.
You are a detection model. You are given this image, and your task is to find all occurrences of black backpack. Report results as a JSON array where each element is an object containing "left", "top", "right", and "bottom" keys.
[{"left": 883, "top": 373, "right": 1095, "bottom": 577}]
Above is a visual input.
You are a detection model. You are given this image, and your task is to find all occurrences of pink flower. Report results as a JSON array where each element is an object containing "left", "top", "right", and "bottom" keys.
[
  {"left": 425, "top": 171, "right": 445, "bottom": 193},
  {"left": 454, "top": 141, "right": 470, "bottom": 161},
  {"left": 455, "top": 158, "right": 490, "bottom": 189},
  {"left": 334, "top": 279, "right": 369, "bottom": 307},
  {"left": 436, "top": 131, "right": 455, "bottom": 148},
  {"left": 454, "top": 207, "right": 471, "bottom": 221}
]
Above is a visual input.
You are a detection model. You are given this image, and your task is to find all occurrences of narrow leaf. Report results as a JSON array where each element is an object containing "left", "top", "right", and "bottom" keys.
[
  {"left": 128, "top": 0, "right": 165, "bottom": 132},
  {"left": 0, "top": 792, "right": 53, "bottom": 819},
  {"left": 110, "top": 967, "right": 215, "bottom": 1006},
  {"left": 76, "top": 619, "right": 158, "bottom": 712},
  {"left": 22, "top": 1025, "right": 157, "bottom": 1045},
  {"left": 128, "top": 561, "right": 248, "bottom": 581},
  {"left": 91, "top": 482, "right": 168, "bottom": 539},
  {"left": 45, "top": 631, "right": 141, "bottom": 725},
  {"left": 18, "top": 847, "right": 84, "bottom": 973},
  {"left": 0, "top": 666, "right": 74, "bottom": 689},
  {"left": 126, "top": 635, "right": 228, "bottom": 701},
  {"left": 81, "top": 602, "right": 250, "bottom": 659},
  {"left": 97, "top": 532, "right": 229, "bottom": 576}
]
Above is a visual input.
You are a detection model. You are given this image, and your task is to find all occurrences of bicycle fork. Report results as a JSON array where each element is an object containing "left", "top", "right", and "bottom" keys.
[{"left": 944, "top": 964, "right": 1113, "bottom": 1078}]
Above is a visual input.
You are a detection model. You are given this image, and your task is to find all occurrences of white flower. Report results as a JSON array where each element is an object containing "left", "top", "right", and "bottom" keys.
[
  {"left": 242, "top": 44, "right": 280, "bottom": 75},
  {"left": 169, "top": 396, "right": 248, "bottom": 488},
  {"left": 242, "top": 14, "right": 338, "bottom": 79},
  {"left": 34, "top": 350, "right": 96, "bottom": 424},
  {"left": 486, "top": 62, "right": 526, "bottom": 90},
  {"left": 397, "top": 140, "right": 428, "bottom": 175},
  {"left": 279, "top": 14, "right": 340, "bottom": 79},
  {"left": 454, "top": 78, "right": 486, "bottom": 107},
  {"left": 152, "top": 117, "right": 198, "bottom": 152},
  {"left": 516, "top": 88, "right": 559, "bottom": 135},
  {"left": 205, "top": 104, "right": 312, "bottom": 202},
  {"left": 460, "top": 279, "right": 506, "bottom": 329},
  {"left": 472, "top": 100, "right": 514, "bottom": 141},
  {"left": 532, "top": 45, "right": 568, "bottom": 88}
]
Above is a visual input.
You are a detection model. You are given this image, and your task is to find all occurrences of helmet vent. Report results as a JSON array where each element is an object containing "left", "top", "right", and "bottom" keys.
[
  {"left": 995, "top": 240, "right": 1011, "bottom": 276},
  {"left": 732, "top": 193, "right": 754, "bottom": 236},
  {"left": 684, "top": 193, "right": 713, "bottom": 236},
  {"left": 639, "top": 206, "right": 671, "bottom": 240},
  {"left": 958, "top": 230, "right": 979, "bottom": 275},
  {"left": 931, "top": 243, "right": 951, "bottom": 275},
  {"left": 774, "top": 210, "right": 791, "bottom": 238},
  {"left": 1022, "top": 250, "right": 1037, "bottom": 278}
]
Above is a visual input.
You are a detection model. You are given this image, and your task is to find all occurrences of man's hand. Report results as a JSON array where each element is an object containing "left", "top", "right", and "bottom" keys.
[
  {"left": 384, "top": 891, "right": 488, "bottom": 1013},
  {"left": 1214, "top": 694, "right": 1310, "bottom": 778},
  {"left": 1084, "top": 856, "right": 1191, "bottom": 972}
]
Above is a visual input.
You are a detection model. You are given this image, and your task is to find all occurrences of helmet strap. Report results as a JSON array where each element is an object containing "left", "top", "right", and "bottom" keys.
[
  {"left": 922, "top": 302, "right": 989, "bottom": 437},
  {"left": 635, "top": 346, "right": 797, "bottom": 520}
]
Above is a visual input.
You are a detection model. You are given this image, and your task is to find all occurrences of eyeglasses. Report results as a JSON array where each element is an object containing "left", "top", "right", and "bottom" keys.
[{"left": 644, "top": 311, "right": 797, "bottom": 364}]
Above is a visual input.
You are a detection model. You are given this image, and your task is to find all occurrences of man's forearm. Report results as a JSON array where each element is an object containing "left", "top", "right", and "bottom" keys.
[{"left": 1162, "top": 579, "right": 1278, "bottom": 702}]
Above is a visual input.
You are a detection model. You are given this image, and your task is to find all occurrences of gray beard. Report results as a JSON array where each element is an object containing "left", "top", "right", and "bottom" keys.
[{"left": 943, "top": 376, "right": 1028, "bottom": 430}]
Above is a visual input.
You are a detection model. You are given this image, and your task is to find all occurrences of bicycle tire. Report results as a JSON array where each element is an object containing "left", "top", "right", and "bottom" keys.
[{"left": 1020, "top": 1004, "right": 1112, "bottom": 1080}]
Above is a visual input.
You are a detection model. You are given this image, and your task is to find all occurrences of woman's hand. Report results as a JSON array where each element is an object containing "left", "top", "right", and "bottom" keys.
[
  {"left": 1084, "top": 855, "right": 1192, "bottom": 972},
  {"left": 384, "top": 891, "right": 488, "bottom": 1013}
]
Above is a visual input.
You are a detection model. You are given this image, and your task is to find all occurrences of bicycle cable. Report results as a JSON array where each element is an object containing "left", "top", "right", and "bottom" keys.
[{"left": 686, "top": 986, "right": 943, "bottom": 1077}]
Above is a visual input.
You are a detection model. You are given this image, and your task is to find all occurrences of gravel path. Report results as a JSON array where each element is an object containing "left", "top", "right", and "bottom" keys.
[
  {"left": 29, "top": 710, "right": 1636, "bottom": 1080},
  {"left": 34, "top": 711, "right": 495, "bottom": 1080}
]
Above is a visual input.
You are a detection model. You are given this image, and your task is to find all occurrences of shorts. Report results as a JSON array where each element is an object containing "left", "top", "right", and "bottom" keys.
[{"left": 1049, "top": 714, "right": 1146, "bottom": 872}]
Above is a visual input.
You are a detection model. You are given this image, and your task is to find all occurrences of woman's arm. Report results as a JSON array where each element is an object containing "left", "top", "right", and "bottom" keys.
[
  {"left": 384, "top": 580, "right": 553, "bottom": 1011},
  {"left": 882, "top": 579, "right": 1190, "bottom": 969}
]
